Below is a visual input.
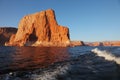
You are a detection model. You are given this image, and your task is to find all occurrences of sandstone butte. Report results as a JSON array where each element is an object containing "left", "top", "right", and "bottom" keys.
[
  {"left": 5, "top": 9, "right": 71, "bottom": 47},
  {"left": 0, "top": 27, "right": 17, "bottom": 46}
]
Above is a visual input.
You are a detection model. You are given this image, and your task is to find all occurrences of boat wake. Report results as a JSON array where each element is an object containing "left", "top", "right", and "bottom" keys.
[
  {"left": 91, "top": 48, "right": 120, "bottom": 65},
  {"left": 31, "top": 64, "right": 69, "bottom": 80}
]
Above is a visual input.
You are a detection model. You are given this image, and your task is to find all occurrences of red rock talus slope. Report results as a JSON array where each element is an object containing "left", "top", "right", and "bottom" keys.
[
  {"left": 0, "top": 27, "right": 17, "bottom": 46},
  {"left": 6, "top": 9, "right": 70, "bottom": 47}
]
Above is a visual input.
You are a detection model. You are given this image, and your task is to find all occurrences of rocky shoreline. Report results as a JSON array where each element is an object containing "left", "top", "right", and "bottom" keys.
[
  {"left": 0, "top": 26, "right": 120, "bottom": 47},
  {"left": 85, "top": 41, "right": 120, "bottom": 46}
]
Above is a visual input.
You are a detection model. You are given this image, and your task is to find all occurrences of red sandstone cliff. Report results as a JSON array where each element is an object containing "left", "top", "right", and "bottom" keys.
[
  {"left": 6, "top": 9, "right": 70, "bottom": 47},
  {"left": 0, "top": 27, "right": 17, "bottom": 46}
]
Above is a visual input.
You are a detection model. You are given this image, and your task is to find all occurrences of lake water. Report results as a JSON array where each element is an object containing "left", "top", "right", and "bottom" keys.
[{"left": 0, "top": 46, "right": 120, "bottom": 80}]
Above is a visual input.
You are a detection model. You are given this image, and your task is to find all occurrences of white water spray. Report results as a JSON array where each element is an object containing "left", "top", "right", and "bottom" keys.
[
  {"left": 91, "top": 48, "right": 120, "bottom": 64},
  {"left": 31, "top": 65, "right": 69, "bottom": 80}
]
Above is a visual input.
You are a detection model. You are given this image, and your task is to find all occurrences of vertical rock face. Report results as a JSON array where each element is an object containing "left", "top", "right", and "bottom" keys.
[
  {"left": 6, "top": 9, "right": 70, "bottom": 47},
  {"left": 0, "top": 27, "right": 17, "bottom": 46}
]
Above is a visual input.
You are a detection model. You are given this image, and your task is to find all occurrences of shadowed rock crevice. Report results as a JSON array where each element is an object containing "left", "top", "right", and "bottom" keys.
[{"left": 28, "top": 28, "right": 38, "bottom": 42}]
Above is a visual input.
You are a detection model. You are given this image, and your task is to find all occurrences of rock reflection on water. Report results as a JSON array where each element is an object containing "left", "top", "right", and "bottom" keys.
[{"left": 0, "top": 47, "right": 69, "bottom": 74}]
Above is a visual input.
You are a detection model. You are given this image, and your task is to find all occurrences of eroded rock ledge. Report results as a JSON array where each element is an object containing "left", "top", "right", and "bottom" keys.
[{"left": 5, "top": 9, "right": 70, "bottom": 47}]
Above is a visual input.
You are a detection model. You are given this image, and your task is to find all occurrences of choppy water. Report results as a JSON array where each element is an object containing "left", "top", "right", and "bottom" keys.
[{"left": 0, "top": 46, "right": 120, "bottom": 80}]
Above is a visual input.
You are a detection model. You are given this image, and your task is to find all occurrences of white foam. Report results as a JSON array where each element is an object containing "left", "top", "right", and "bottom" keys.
[
  {"left": 31, "top": 65, "right": 69, "bottom": 80},
  {"left": 91, "top": 48, "right": 120, "bottom": 64}
]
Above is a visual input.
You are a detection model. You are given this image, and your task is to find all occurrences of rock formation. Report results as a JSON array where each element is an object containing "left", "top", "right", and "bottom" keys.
[
  {"left": 0, "top": 27, "right": 17, "bottom": 46},
  {"left": 86, "top": 42, "right": 102, "bottom": 46},
  {"left": 85, "top": 41, "right": 120, "bottom": 46},
  {"left": 102, "top": 41, "right": 120, "bottom": 46},
  {"left": 6, "top": 9, "right": 70, "bottom": 47},
  {"left": 70, "top": 41, "right": 84, "bottom": 47}
]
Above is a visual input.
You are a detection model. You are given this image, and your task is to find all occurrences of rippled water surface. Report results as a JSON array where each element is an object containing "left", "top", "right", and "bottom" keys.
[
  {"left": 0, "top": 47, "right": 69, "bottom": 74},
  {"left": 0, "top": 46, "right": 120, "bottom": 80}
]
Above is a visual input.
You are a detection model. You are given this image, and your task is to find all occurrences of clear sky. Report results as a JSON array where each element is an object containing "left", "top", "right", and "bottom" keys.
[{"left": 0, "top": 0, "right": 120, "bottom": 42}]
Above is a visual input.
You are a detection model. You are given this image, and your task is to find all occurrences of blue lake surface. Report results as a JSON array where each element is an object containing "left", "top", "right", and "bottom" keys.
[{"left": 0, "top": 46, "right": 120, "bottom": 80}]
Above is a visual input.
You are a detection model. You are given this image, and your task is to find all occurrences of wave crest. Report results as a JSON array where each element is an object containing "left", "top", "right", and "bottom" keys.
[{"left": 91, "top": 48, "right": 120, "bottom": 64}]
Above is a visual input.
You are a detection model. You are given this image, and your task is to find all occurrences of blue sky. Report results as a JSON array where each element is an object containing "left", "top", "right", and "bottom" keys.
[{"left": 0, "top": 0, "right": 120, "bottom": 42}]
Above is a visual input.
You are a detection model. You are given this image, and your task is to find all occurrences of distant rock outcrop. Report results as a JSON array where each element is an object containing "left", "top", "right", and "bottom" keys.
[
  {"left": 85, "top": 41, "right": 120, "bottom": 46},
  {"left": 0, "top": 27, "right": 17, "bottom": 46},
  {"left": 102, "top": 41, "right": 120, "bottom": 46},
  {"left": 6, "top": 9, "right": 70, "bottom": 47},
  {"left": 70, "top": 41, "right": 84, "bottom": 47},
  {"left": 86, "top": 42, "right": 102, "bottom": 46}
]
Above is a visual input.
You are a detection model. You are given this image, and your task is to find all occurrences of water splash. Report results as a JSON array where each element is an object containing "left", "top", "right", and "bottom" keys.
[
  {"left": 91, "top": 48, "right": 120, "bottom": 64},
  {"left": 31, "top": 64, "right": 69, "bottom": 80}
]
